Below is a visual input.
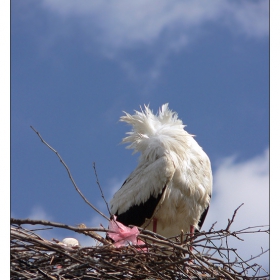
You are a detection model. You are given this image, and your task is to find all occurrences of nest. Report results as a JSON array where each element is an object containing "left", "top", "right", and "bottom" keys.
[{"left": 11, "top": 218, "right": 269, "bottom": 280}]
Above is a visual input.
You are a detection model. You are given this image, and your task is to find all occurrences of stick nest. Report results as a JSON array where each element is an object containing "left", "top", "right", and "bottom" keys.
[{"left": 11, "top": 219, "right": 268, "bottom": 280}]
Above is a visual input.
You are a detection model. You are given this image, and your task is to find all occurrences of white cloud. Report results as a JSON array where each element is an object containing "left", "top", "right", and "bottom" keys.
[
  {"left": 203, "top": 148, "right": 269, "bottom": 273},
  {"left": 42, "top": 0, "right": 268, "bottom": 51},
  {"left": 206, "top": 148, "right": 269, "bottom": 229},
  {"left": 224, "top": 1, "right": 269, "bottom": 38},
  {"left": 28, "top": 205, "right": 54, "bottom": 221},
  {"left": 39, "top": 0, "right": 268, "bottom": 85}
]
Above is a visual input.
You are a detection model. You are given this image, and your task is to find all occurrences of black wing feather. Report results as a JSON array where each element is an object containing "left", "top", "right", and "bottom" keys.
[
  {"left": 115, "top": 185, "right": 167, "bottom": 227},
  {"left": 197, "top": 194, "right": 211, "bottom": 231}
]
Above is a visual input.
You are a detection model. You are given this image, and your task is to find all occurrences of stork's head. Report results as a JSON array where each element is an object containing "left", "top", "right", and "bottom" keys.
[{"left": 120, "top": 104, "right": 193, "bottom": 160}]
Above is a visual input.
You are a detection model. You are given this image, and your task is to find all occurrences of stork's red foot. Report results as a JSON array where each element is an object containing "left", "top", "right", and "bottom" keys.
[{"left": 153, "top": 218, "right": 158, "bottom": 233}]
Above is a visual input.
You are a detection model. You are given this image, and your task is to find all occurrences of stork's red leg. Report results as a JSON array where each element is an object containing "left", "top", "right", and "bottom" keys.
[
  {"left": 184, "top": 225, "right": 195, "bottom": 273},
  {"left": 187, "top": 225, "right": 195, "bottom": 265},
  {"left": 190, "top": 225, "right": 194, "bottom": 251},
  {"left": 153, "top": 218, "right": 157, "bottom": 233}
]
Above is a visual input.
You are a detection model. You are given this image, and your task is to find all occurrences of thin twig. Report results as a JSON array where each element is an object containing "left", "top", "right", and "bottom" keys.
[
  {"left": 92, "top": 162, "right": 112, "bottom": 217},
  {"left": 226, "top": 203, "right": 244, "bottom": 231}
]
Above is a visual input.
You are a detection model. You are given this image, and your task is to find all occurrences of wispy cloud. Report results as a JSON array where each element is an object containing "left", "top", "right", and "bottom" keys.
[
  {"left": 42, "top": 0, "right": 268, "bottom": 51},
  {"left": 28, "top": 205, "right": 54, "bottom": 221},
  {"left": 39, "top": 0, "right": 268, "bottom": 85},
  {"left": 206, "top": 148, "right": 269, "bottom": 229},
  {"left": 204, "top": 148, "right": 269, "bottom": 270}
]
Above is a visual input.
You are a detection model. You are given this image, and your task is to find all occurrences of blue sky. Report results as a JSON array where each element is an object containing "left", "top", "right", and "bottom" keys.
[{"left": 11, "top": 0, "right": 269, "bottom": 275}]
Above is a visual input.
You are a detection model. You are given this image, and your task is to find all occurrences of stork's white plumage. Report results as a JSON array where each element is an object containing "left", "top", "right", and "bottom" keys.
[{"left": 110, "top": 104, "right": 212, "bottom": 238}]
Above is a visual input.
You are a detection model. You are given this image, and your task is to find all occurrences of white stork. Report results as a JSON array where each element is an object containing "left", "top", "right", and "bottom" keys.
[{"left": 110, "top": 104, "right": 212, "bottom": 241}]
